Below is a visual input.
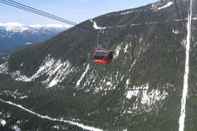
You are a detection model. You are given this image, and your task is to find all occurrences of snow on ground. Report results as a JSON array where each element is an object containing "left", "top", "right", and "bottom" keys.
[
  {"left": 91, "top": 20, "right": 106, "bottom": 30},
  {"left": 172, "top": 29, "right": 180, "bottom": 34},
  {"left": 0, "top": 98, "right": 103, "bottom": 131},
  {"left": 0, "top": 119, "right": 6, "bottom": 126},
  {"left": 12, "top": 125, "right": 21, "bottom": 131},
  {"left": 53, "top": 125, "right": 60, "bottom": 130},
  {"left": 12, "top": 55, "right": 74, "bottom": 88},
  {"left": 25, "top": 42, "right": 32, "bottom": 45},
  {"left": 0, "top": 62, "right": 8, "bottom": 74},
  {"left": 1, "top": 90, "right": 28, "bottom": 100},
  {"left": 114, "top": 44, "right": 122, "bottom": 59},
  {"left": 193, "top": 17, "right": 197, "bottom": 20},
  {"left": 124, "top": 44, "right": 129, "bottom": 53},
  {"left": 179, "top": 0, "right": 193, "bottom": 130},
  {"left": 126, "top": 83, "right": 168, "bottom": 112},
  {"left": 158, "top": 1, "right": 173, "bottom": 10},
  {"left": 76, "top": 64, "right": 90, "bottom": 87},
  {"left": 0, "top": 22, "right": 69, "bottom": 33},
  {"left": 120, "top": 10, "right": 133, "bottom": 15},
  {"left": 0, "top": 22, "right": 27, "bottom": 32},
  {"left": 106, "top": 81, "right": 113, "bottom": 87}
]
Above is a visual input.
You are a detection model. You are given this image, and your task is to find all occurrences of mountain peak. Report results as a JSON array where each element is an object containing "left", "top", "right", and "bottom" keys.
[{"left": 0, "top": 22, "right": 70, "bottom": 32}]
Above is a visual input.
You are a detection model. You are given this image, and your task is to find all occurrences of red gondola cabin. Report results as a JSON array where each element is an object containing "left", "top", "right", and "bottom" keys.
[{"left": 93, "top": 48, "right": 113, "bottom": 64}]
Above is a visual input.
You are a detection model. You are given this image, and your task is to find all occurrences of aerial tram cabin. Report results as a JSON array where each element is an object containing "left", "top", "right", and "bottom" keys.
[{"left": 93, "top": 48, "right": 113, "bottom": 65}]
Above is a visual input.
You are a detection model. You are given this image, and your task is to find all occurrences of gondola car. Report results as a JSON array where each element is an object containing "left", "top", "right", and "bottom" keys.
[{"left": 93, "top": 48, "right": 113, "bottom": 64}]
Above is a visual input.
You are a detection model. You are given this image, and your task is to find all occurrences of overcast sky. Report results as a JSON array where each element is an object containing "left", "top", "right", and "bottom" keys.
[{"left": 0, "top": 0, "right": 158, "bottom": 25}]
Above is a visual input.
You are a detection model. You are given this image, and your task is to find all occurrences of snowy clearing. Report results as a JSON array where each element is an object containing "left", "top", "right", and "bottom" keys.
[
  {"left": 158, "top": 2, "right": 173, "bottom": 10},
  {"left": 91, "top": 20, "right": 106, "bottom": 30},
  {"left": 126, "top": 83, "right": 168, "bottom": 112}
]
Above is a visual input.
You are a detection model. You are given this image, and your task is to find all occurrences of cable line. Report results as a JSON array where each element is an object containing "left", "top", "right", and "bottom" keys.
[{"left": 0, "top": 0, "right": 77, "bottom": 25}]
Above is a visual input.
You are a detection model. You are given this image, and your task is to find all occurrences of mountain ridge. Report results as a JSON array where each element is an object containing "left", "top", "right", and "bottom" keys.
[
  {"left": 1, "top": 0, "right": 197, "bottom": 131},
  {"left": 0, "top": 22, "right": 68, "bottom": 55}
]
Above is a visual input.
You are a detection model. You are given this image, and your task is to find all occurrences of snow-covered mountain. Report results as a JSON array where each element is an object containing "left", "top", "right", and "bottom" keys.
[
  {"left": 0, "top": 22, "right": 69, "bottom": 55},
  {"left": 1, "top": 0, "right": 197, "bottom": 131}
]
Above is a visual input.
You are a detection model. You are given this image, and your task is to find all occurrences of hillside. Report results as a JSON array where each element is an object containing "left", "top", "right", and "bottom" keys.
[{"left": 0, "top": 0, "right": 197, "bottom": 131}]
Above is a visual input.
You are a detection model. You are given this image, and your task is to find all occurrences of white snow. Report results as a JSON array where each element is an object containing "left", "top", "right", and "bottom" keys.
[
  {"left": 30, "top": 24, "right": 70, "bottom": 29},
  {"left": 158, "top": 1, "right": 173, "bottom": 10},
  {"left": 53, "top": 125, "right": 60, "bottom": 130},
  {"left": 193, "top": 17, "right": 197, "bottom": 20},
  {"left": 172, "top": 29, "right": 180, "bottom": 34},
  {"left": 12, "top": 125, "right": 21, "bottom": 131},
  {"left": 0, "top": 22, "right": 27, "bottom": 32},
  {"left": 12, "top": 55, "right": 73, "bottom": 88},
  {"left": 25, "top": 42, "right": 33, "bottom": 45},
  {"left": 120, "top": 10, "right": 133, "bottom": 15},
  {"left": 124, "top": 44, "right": 129, "bottom": 53},
  {"left": 19, "top": 95, "right": 28, "bottom": 99},
  {"left": 114, "top": 44, "right": 122, "bottom": 59},
  {"left": 12, "top": 71, "right": 31, "bottom": 82},
  {"left": 126, "top": 83, "right": 168, "bottom": 112},
  {"left": 106, "top": 81, "right": 113, "bottom": 86},
  {"left": 91, "top": 20, "right": 106, "bottom": 30},
  {"left": 179, "top": 0, "right": 193, "bottom": 131},
  {"left": 0, "top": 22, "right": 69, "bottom": 32},
  {"left": 0, "top": 119, "right": 6, "bottom": 126},
  {"left": 2, "top": 90, "right": 28, "bottom": 100},
  {"left": 76, "top": 64, "right": 90, "bottom": 87},
  {"left": 44, "top": 59, "right": 72, "bottom": 88},
  {"left": 126, "top": 90, "right": 140, "bottom": 99},
  {"left": 141, "top": 89, "right": 168, "bottom": 106},
  {"left": 20, "top": 63, "right": 24, "bottom": 67},
  {"left": 0, "top": 62, "right": 8, "bottom": 74},
  {"left": 0, "top": 98, "right": 103, "bottom": 131}
]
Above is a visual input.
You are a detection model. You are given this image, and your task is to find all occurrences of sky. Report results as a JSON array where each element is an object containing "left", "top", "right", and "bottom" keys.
[{"left": 0, "top": 0, "right": 158, "bottom": 25}]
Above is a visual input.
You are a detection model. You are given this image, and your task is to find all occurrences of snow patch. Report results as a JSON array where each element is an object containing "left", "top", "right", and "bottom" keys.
[
  {"left": 53, "top": 125, "right": 60, "bottom": 130},
  {"left": 0, "top": 22, "right": 27, "bottom": 32},
  {"left": 179, "top": 0, "right": 193, "bottom": 130},
  {"left": 30, "top": 24, "right": 69, "bottom": 29},
  {"left": 0, "top": 22, "right": 69, "bottom": 33},
  {"left": 12, "top": 55, "right": 73, "bottom": 88},
  {"left": 106, "top": 81, "right": 113, "bottom": 86},
  {"left": 19, "top": 95, "right": 28, "bottom": 99},
  {"left": 172, "top": 29, "right": 180, "bottom": 34},
  {"left": 2, "top": 90, "right": 28, "bottom": 100},
  {"left": 126, "top": 83, "right": 168, "bottom": 112},
  {"left": 25, "top": 42, "right": 33, "bottom": 45},
  {"left": 76, "top": 64, "right": 90, "bottom": 87},
  {"left": 12, "top": 125, "right": 21, "bottom": 131},
  {"left": 91, "top": 20, "right": 106, "bottom": 30},
  {"left": 0, "top": 119, "right": 6, "bottom": 126},
  {"left": 124, "top": 44, "right": 129, "bottom": 53},
  {"left": 114, "top": 44, "right": 122, "bottom": 58},
  {"left": 0, "top": 62, "right": 8, "bottom": 74},
  {"left": 120, "top": 10, "right": 133, "bottom": 15},
  {"left": 158, "top": 1, "right": 173, "bottom": 10}
]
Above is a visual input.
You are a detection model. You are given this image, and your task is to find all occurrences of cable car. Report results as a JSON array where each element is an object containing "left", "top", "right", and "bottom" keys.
[{"left": 93, "top": 48, "right": 113, "bottom": 64}]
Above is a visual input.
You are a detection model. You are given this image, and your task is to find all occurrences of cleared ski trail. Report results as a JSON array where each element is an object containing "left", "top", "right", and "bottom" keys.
[
  {"left": 178, "top": 0, "right": 193, "bottom": 131},
  {"left": 0, "top": 98, "right": 103, "bottom": 131}
]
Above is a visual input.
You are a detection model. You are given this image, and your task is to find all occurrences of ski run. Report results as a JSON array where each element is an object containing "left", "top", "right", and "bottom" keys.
[
  {"left": 178, "top": 0, "right": 193, "bottom": 131},
  {"left": 0, "top": 98, "right": 103, "bottom": 131}
]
